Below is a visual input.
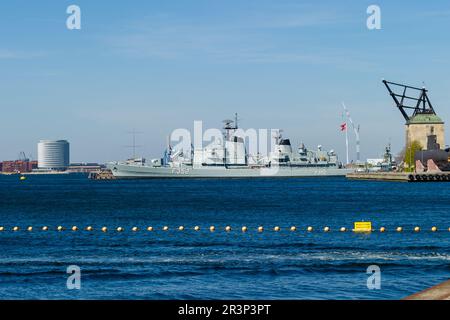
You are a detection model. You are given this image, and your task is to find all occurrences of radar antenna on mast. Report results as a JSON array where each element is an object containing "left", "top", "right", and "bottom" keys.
[
  {"left": 222, "top": 113, "right": 240, "bottom": 167},
  {"left": 382, "top": 79, "right": 436, "bottom": 121},
  {"left": 222, "top": 113, "right": 239, "bottom": 139}
]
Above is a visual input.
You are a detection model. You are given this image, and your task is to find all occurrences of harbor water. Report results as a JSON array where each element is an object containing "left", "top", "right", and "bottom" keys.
[{"left": 0, "top": 174, "right": 448, "bottom": 299}]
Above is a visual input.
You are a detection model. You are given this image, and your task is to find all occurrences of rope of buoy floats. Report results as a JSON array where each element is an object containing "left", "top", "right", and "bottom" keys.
[{"left": 0, "top": 225, "right": 448, "bottom": 233}]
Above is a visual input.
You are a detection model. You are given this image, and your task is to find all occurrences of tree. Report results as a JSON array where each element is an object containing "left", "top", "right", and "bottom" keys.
[{"left": 403, "top": 140, "right": 423, "bottom": 172}]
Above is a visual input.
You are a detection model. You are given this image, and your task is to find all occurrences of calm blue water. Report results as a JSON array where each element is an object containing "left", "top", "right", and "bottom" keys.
[{"left": 0, "top": 174, "right": 448, "bottom": 299}]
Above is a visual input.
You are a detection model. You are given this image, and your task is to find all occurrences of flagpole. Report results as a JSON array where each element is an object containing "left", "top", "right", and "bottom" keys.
[
  {"left": 345, "top": 123, "right": 349, "bottom": 165},
  {"left": 341, "top": 110, "right": 349, "bottom": 166}
]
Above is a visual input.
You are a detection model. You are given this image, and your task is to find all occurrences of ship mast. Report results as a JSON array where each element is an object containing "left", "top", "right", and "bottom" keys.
[{"left": 222, "top": 113, "right": 239, "bottom": 167}]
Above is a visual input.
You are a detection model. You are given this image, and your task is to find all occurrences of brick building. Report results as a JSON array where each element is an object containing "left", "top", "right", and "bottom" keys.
[{"left": 0, "top": 160, "right": 38, "bottom": 173}]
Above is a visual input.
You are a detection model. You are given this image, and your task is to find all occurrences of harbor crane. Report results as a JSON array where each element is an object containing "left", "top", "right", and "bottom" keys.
[{"left": 382, "top": 79, "right": 436, "bottom": 121}]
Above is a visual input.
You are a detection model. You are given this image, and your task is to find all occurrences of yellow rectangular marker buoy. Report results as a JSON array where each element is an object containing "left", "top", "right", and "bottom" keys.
[{"left": 353, "top": 221, "right": 372, "bottom": 233}]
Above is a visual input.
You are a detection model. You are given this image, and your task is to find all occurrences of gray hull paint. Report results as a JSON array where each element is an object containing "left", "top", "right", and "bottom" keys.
[{"left": 107, "top": 163, "right": 353, "bottom": 179}]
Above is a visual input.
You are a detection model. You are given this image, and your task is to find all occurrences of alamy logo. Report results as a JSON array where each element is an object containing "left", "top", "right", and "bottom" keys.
[
  {"left": 366, "top": 265, "right": 381, "bottom": 290},
  {"left": 170, "top": 121, "right": 283, "bottom": 175},
  {"left": 66, "top": 265, "right": 81, "bottom": 290},
  {"left": 367, "top": 5, "right": 381, "bottom": 30},
  {"left": 66, "top": 5, "right": 81, "bottom": 30}
]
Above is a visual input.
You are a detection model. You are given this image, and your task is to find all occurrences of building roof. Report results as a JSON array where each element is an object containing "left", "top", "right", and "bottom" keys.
[{"left": 407, "top": 113, "right": 444, "bottom": 124}]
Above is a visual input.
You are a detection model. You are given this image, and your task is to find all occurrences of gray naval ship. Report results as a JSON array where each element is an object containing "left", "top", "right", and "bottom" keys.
[{"left": 107, "top": 116, "right": 353, "bottom": 178}]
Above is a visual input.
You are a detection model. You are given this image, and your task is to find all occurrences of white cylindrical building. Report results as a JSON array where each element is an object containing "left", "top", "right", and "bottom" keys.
[{"left": 37, "top": 140, "right": 70, "bottom": 170}]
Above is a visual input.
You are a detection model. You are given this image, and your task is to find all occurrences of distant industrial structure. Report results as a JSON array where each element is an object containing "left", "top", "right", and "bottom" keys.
[
  {"left": 0, "top": 160, "right": 38, "bottom": 173},
  {"left": 0, "top": 140, "right": 106, "bottom": 175},
  {"left": 37, "top": 140, "right": 70, "bottom": 170},
  {"left": 0, "top": 151, "right": 37, "bottom": 173},
  {"left": 68, "top": 163, "right": 103, "bottom": 173}
]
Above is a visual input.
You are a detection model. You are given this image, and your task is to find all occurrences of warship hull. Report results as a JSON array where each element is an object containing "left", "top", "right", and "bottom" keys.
[{"left": 107, "top": 162, "right": 353, "bottom": 179}]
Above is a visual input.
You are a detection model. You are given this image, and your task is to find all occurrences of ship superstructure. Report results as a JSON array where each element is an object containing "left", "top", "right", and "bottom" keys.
[{"left": 107, "top": 115, "right": 352, "bottom": 178}]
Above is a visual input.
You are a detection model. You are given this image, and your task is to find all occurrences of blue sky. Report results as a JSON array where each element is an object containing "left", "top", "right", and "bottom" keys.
[{"left": 1, "top": 0, "right": 450, "bottom": 163}]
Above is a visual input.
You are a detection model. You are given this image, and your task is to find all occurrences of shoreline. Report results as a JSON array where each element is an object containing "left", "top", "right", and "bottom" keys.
[{"left": 405, "top": 279, "right": 450, "bottom": 300}]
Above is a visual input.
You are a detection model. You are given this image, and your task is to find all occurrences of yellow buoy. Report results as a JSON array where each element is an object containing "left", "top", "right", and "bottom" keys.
[
  {"left": 379, "top": 227, "right": 386, "bottom": 233},
  {"left": 241, "top": 226, "right": 247, "bottom": 232},
  {"left": 42, "top": 226, "right": 49, "bottom": 231},
  {"left": 13, "top": 226, "right": 20, "bottom": 232},
  {"left": 225, "top": 226, "right": 231, "bottom": 232},
  {"left": 72, "top": 226, "right": 78, "bottom": 231},
  {"left": 209, "top": 226, "right": 215, "bottom": 232},
  {"left": 290, "top": 226, "right": 297, "bottom": 232},
  {"left": 0, "top": 226, "right": 4, "bottom": 232},
  {"left": 431, "top": 226, "right": 437, "bottom": 232},
  {"left": 57, "top": 226, "right": 64, "bottom": 231},
  {"left": 396, "top": 227, "right": 403, "bottom": 232},
  {"left": 307, "top": 226, "right": 313, "bottom": 232},
  {"left": 86, "top": 226, "right": 93, "bottom": 231},
  {"left": 20, "top": 176, "right": 26, "bottom": 181},
  {"left": 323, "top": 226, "right": 330, "bottom": 232},
  {"left": 353, "top": 221, "right": 372, "bottom": 233},
  {"left": 163, "top": 226, "right": 169, "bottom": 231},
  {"left": 178, "top": 226, "right": 184, "bottom": 231},
  {"left": 147, "top": 226, "right": 153, "bottom": 232},
  {"left": 194, "top": 226, "right": 200, "bottom": 231},
  {"left": 101, "top": 226, "right": 108, "bottom": 232},
  {"left": 27, "top": 226, "right": 33, "bottom": 232},
  {"left": 258, "top": 226, "right": 264, "bottom": 232},
  {"left": 132, "top": 226, "right": 139, "bottom": 232},
  {"left": 116, "top": 227, "right": 124, "bottom": 232},
  {"left": 340, "top": 227, "right": 347, "bottom": 232},
  {"left": 414, "top": 226, "right": 420, "bottom": 232},
  {"left": 274, "top": 226, "right": 280, "bottom": 232}
]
